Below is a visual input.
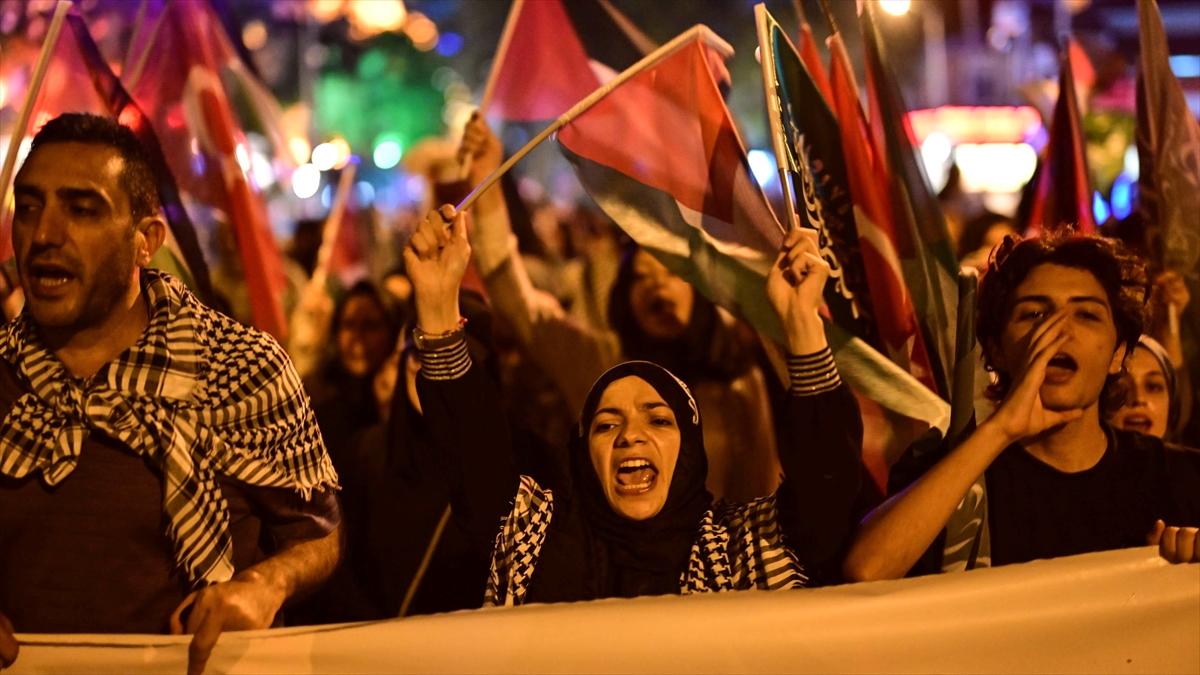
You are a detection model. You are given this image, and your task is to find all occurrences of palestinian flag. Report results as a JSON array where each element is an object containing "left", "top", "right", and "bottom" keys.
[
  {"left": 1022, "top": 40, "right": 1097, "bottom": 235},
  {"left": 558, "top": 25, "right": 950, "bottom": 449},
  {"left": 484, "top": 0, "right": 655, "bottom": 120}
]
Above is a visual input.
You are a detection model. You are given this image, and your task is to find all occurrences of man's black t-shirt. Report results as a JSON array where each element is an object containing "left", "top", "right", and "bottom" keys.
[{"left": 986, "top": 427, "right": 1200, "bottom": 566}]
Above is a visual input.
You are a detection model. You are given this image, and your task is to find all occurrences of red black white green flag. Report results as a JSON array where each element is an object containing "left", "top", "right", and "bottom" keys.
[
  {"left": 483, "top": 0, "right": 655, "bottom": 121},
  {"left": 1023, "top": 40, "right": 1097, "bottom": 236},
  {"left": 556, "top": 25, "right": 950, "bottom": 456}
]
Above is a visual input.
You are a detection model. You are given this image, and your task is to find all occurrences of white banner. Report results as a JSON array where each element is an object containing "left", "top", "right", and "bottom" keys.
[{"left": 10, "top": 547, "right": 1200, "bottom": 674}]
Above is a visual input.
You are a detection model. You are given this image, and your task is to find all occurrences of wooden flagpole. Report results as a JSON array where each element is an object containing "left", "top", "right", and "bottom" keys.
[
  {"left": 479, "top": 0, "right": 523, "bottom": 114},
  {"left": 792, "top": 0, "right": 811, "bottom": 29},
  {"left": 755, "top": 4, "right": 801, "bottom": 235},
  {"left": 457, "top": 0, "right": 526, "bottom": 181},
  {"left": 399, "top": 506, "right": 452, "bottom": 617},
  {"left": 123, "top": 0, "right": 149, "bottom": 75},
  {"left": 123, "top": 3, "right": 168, "bottom": 94},
  {"left": 310, "top": 162, "right": 358, "bottom": 291},
  {"left": 454, "top": 25, "right": 733, "bottom": 214},
  {"left": 0, "top": 1, "right": 72, "bottom": 212},
  {"left": 816, "top": 0, "right": 841, "bottom": 36}
]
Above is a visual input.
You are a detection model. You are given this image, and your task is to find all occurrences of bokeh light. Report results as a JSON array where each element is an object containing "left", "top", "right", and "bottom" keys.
[
  {"left": 292, "top": 163, "right": 321, "bottom": 199},
  {"left": 250, "top": 152, "right": 275, "bottom": 189},
  {"left": 348, "top": 0, "right": 406, "bottom": 34},
  {"left": 242, "top": 20, "right": 268, "bottom": 51},
  {"left": 355, "top": 181, "right": 376, "bottom": 205},
  {"left": 879, "top": 0, "right": 912, "bottom": 16},
  {"left": 747, "top": 149, "right": 775, "bottom": 187},
  {"left": 955, "top": 143, "right": 1037, "bottom": 194},
  {"left": 436, "top": 32, "right": 464, "bottom": 58},
  {"left": 288, "top": 137, "right": 312, "bottom": 166},
  {"left": 235, "top": 144, "right": 251, "bottom": 173},
  {"left": 405, "top": 12, "right": 438, "bottom": 52},
  {"left": 330, "top": 137, "right": 352, "bottom": 169},
  {"left": 311, "top": 142, "right": 338, "bottom": 171},
  {"left": 308, "top": 0, "right": 345, "bottom": 24},
  {"left": 373, "top": 138, "right": 403, "bottom": 170},
  {"left": 1092, "top": 191, "right": 1110, "bottom": 223}
]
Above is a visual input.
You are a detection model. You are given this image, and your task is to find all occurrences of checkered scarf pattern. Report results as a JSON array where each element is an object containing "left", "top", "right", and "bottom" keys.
[
  {"left": 484, "top": 476, "right": 807, "bottom": 606},
  {"left": 0, "top": 270, "right": 337, "bottom": 586}
]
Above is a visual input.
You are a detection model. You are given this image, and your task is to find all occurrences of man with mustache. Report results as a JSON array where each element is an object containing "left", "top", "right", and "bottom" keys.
[
  {"left": 844, "top": 233, "right": 1200, "bottom": 581},
  {"left": 0, "top": 114, "right": 340, "bottom": 675}
]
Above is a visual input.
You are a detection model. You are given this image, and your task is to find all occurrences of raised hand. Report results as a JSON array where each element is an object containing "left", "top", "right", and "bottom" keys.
[
  {"left": 0, "top": 611, "right": 17, "bottom": 670},
  {"left": 1148, "top": 520, "right": 1200, "bottom": 563},
  {"left": 767, "top": 227, "right": 830, "bottom": 354},
  {"left": 404, "top": 205, "right": 471, "bottom": 334},
  {"left": 1152, "top": 270, "right": 1191, "bottom": 316},
  {"left": 989, "top": 308, "right": 1084, "bottom": 442},
  {"left": 458, "top": 112, "right": 503, "bottom": 184}
]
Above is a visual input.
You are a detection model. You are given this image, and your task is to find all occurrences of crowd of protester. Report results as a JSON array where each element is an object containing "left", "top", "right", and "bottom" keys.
[{"left": 0, "top": 111, "right": 1197, "bottom": 674}]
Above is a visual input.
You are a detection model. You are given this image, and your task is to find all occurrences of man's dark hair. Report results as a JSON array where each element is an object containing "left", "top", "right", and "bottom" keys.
[
  {"left": 977, "top": 232, "right": 1150, "bottom": 405},
  {"left": 27, "top": 113, "right": 160, "bottom": 222}
]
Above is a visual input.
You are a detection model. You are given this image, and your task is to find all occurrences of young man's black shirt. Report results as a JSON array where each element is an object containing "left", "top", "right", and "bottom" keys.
[{"left": 985, "top": 427, "right": 1200, "bottom": 565}]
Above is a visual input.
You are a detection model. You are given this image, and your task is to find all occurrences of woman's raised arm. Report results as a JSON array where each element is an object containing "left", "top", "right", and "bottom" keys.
[
  {"left": 405, "top": 206, "right": 518, "bottom": 548},
  {"left": 766, "top": 228, "right": 862, "bottom": 582}
]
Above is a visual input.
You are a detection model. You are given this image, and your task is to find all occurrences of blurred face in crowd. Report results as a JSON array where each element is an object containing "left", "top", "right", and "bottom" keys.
[
  {"left": 629, "top": 250, "right": 693, "bottom": 340},
  {"left": 383, "top": 272, "right": 412, "bottom": 305},
  {"left": 12, "top": 142, "right": 144, "bottom": 332},
  {"left": 991, "top": 264, "right": 1125, "bottom": 413},
  {"left": 532, "top": 204, "right": 567, "bottom": 258},
  {"left": 1108, "top": 346, "right": 1170, "bottom": 438},
  {"left": 588, "top": 376, "right": 680, "bottom": 521},
  {"left": 336, "top": 294, "right": 392, "bottom": 377}
]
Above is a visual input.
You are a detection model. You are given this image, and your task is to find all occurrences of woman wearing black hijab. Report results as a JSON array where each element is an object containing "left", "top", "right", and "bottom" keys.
[{"left": 404, "top": 206, "right": 862, "bottom": 603}]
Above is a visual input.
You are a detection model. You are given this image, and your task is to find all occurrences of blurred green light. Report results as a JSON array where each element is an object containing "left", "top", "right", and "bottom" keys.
[{"left": 373, "top": 139, "right": 403, "bottom": 169}]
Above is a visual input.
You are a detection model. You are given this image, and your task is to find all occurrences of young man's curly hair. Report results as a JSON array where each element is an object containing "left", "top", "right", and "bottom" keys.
[{"left": 976, "top": 233, "right": 1150, "bottom": 409}]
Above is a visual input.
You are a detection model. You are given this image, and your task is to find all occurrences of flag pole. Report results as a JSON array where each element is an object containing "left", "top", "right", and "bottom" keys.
[
  {"left": 755, "top": 4, "right": 802, "bottom": 234},
  {"left": 457, "top": 0, "right": 525, "bottom": 180},
  {"left": 0, "top": 1, "right": 71, "bottom": 211},
  {"left": 792, "top": 0, "right": 811, "bottom": 31},
  {"left": 479, "top": 0, "right": 523, "bottom": 114},
  {"left": 816, "top": 0, "right": 840, "bottom": 36},
  {"left": 124, "top": 4, "right": 168, "bottom": 93},
  {"left": 399, "top": 505, "right": 452, "bottom": 618},
  {"left": 124, "top": 0, "right": 149, "bottom": 75},
  {"left": 455, "top": 24, "right": 733, "bottom": 214},
  {"left": 310, "top": 162, "right": 358, "bottom": 291}
]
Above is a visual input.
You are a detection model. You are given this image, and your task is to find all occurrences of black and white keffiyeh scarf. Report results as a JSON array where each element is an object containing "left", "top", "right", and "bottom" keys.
[
  {"left": 0, "top": 269, "right": 337, "bottom": 586},
  {"left": 484, "top": 476, "right": 807, "bottom": 606}
]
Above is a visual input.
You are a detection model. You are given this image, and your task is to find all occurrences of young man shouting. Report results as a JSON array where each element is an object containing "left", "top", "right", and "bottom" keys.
[{"left": 845, "top": 234, "right": 1200, "bottom": 581}]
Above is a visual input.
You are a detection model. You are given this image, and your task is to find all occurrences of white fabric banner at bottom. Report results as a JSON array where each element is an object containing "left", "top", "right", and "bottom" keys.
[{"left": 10, "top": 546, "right": 1200, "bottom": 674}]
